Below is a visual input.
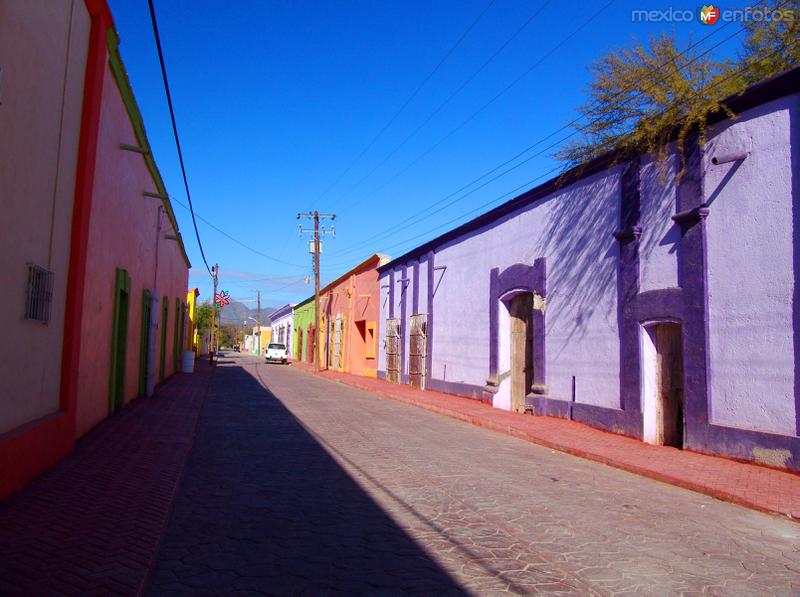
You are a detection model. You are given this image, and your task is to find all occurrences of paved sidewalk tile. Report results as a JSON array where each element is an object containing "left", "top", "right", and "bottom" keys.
[
  {"left": 294, "top": 362, "right": 800, "bottom": 521},
  {"left": 0, "top": 361, "right": 212, "bottom": 596}
]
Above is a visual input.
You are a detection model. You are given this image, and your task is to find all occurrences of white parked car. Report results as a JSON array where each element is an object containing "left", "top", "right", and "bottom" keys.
[{"left": 265, "top": 342, "right": 289, "bottom": 364}]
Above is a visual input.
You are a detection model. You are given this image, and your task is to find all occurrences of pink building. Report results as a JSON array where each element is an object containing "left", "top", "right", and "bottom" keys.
[{"left": 0, "top": 0, "right": 191, "bottom": 498}]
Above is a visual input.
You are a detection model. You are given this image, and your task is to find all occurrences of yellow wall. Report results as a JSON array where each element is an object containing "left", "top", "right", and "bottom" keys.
[{"left": 186, "top": 289, "right": 199, "bottom": 352}]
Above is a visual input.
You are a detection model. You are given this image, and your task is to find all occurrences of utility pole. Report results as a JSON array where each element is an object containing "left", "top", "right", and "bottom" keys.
[
  {"left": 210, "top": 263, "right": 218, "bottom": 365},
  {"left": 297, "top": 210, "right": 335, "bottom": 373},
  {"left": 256, "top": 289, "right": 261, "bottom": 355}
]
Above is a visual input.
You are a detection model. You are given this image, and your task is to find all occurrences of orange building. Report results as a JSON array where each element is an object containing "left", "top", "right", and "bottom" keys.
[{"left": 318, "top": 254, "right": 389, "bottom": 377}]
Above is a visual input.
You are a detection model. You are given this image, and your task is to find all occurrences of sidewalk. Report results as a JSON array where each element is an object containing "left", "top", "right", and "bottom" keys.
[
  {"left": 293, "top": 361, "right": 800, "bottom": 520},
  {"left": 0, "top": 360, "right": 213, "bottom": 595}
]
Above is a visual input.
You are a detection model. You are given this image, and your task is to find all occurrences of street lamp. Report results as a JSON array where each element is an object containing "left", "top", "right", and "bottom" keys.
[{"left": 245, "top": 316, "right": 262, "bottom": 355}]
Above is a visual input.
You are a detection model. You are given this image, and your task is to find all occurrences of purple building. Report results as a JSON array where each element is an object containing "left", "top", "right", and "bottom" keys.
[
  {"left": 377, "top": 68, "right": 800, "bottom": 471},
  {"left": 270, "top": 304, "right": 295, "bottom": 348}
]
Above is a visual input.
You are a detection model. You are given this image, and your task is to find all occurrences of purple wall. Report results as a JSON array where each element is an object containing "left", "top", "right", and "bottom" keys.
[
  {"left": 705, "top": 95, "right": 796, "bottom": 438},
  {"left": 377, "top": 81, "right": 799, "bottom": 470}
]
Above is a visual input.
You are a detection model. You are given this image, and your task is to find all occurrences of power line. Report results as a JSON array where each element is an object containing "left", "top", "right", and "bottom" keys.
[
  {"left": 147, "top": 0, "right": 212, "bottom": 276},
  {"left": 325, "top": 17, "right": 749, "bottom": 261},
  {"left": 331, "top": 0, "right": 615, "bottom": 214},
  {"left": 170, "top": 197, "right": 307, "bottom": 268},
  {"left": 316, "top": 0, "right": 498, "bottom": 206},
  {"left": 326, "top": 0, "right": 552, "bottom": 210},
  {"left": 327, "top": 40, "right": 789, "bottom": 267}
]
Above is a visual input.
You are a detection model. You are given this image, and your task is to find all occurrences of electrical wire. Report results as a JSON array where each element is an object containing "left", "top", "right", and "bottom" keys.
[
  {"left": 325, "top": 0, "right": 552, "bottom": 210},
  {"left": 147, "top": 0, "right": 213, "bottom": 276},
  {"left": 317, "top": 0, "right": 499, "bottom": 206},
  {"left": 170, "top": 197, "right": 307, "bottom": 268},
  {"left": 331, "top": 0, "right": 615, "bottom": 213},
  {"left": 327, "top": 41, "right": 790, "bottom": 267},
  {"left": 325, "top": 15, "right": 751, "bottom": 262}
]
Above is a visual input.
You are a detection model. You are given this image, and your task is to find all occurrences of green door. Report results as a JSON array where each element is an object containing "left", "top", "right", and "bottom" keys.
[
  {"left": 173, "top": 297, "right": 181, "bottom": 373},
  {"left": 159, "top": 296, "right": 169, "bottom": 381},
  {"left": 109, "top": 268, "right": 131, "bottom": 414},
  {"left": 138, "top": 289, "right": 152, "bottom": 398}
]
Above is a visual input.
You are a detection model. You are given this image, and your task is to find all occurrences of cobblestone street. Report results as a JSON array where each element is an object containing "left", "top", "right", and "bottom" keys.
[{"left": 150, "top": 354, "right": 800, "bottom": 595}]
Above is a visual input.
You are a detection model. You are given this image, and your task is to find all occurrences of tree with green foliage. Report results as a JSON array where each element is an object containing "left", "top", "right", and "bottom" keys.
[
  {"left": 739, "top": 0, "right": 800, "bottom": 84},
  {"left": 195, "top": 300, "right": 216, "bottom": 332},
  {"left": 218, "top": 324, "right": 238, "bottom": 349},
  {"left": 558, "top": 3, "right": 798, "bottom": 174}
]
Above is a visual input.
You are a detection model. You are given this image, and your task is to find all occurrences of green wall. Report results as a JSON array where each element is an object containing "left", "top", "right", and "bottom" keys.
[{"left": 292, "top": 297, "right": 315, "bottom": 361}]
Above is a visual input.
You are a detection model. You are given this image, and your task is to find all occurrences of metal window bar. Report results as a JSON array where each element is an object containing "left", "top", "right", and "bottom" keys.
[{"left": 24, "top": 263, "right": 53, "bottom": 324}]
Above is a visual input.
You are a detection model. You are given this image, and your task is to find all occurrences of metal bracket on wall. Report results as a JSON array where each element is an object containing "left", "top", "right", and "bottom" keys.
[
  {"left": 433, "top": 265, "right": 447, "bottom": 297},
  {"left": 120, "top": 143, "right": 150, "bottom": 154}
]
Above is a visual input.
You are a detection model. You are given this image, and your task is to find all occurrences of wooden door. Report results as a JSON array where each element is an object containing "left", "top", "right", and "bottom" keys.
[
  {"left": 333, "top": 315, "right": 342, "bottom": 370},
  {"left": 655, "top": 323, "right": 684, "bottom": 447},
  {"left": 297, "top": 329, "right": 303, "bottom": 361},
  {"left": 409, "top": 314, "right": 427, "bottom": 389},
  {"left": 509, "top": 294, "right": 533, "bottom": 413},
  {"left": 385, "top": 318, "right": 401, "bottom": 383}
]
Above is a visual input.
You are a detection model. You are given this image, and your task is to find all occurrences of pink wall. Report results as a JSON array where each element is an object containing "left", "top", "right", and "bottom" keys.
[
  {"left": 76, "top": 62, "right": 189, "bottom": 437},
  {"left": 0, "top": 0, "right": 90, "bottom": 435}
]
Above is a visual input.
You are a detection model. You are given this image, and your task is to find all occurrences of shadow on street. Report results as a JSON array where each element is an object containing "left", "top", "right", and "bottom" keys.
[{"left": 149, "top": 360, "right": 464, "bottom": 594}]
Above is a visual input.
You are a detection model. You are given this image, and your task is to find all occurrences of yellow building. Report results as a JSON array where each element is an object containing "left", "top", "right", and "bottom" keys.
[
  {"left": 186, "top": 288, "right": 200, "bottom": 354},
  {"left": 249, "top": 326, "right": 272, "bottom": 355}
]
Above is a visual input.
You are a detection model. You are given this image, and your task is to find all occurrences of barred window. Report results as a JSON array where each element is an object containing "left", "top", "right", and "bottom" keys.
[{"left": 24, "top": 264, "right": 53, "bottom": 324}]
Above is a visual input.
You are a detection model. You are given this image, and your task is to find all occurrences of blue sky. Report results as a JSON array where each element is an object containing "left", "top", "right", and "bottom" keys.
[{"left": 108, "top": 0, "right": 748, "bottom": 309}]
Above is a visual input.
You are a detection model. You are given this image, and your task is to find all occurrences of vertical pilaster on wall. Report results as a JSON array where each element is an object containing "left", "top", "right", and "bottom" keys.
[
  {"left": 532, "top": 258, "right": 547, "bottom": 393},
  {"left": 675, "top": 137, "right": 712, "bottom": 442},
  {"left": 388, "top": 270, "right": 395, "bottom": 319},
  {"left": 487, "top": 267, "right": 500, "bottom": 388},
  {"left": 426, "top": 251, "right": 435, "bottom": 386},
  {"left": 400, "top": 265, "right": 408, "bottom": 381},
  {"left": 795, "top": 106, "right": 800, "bottom": 435},
  {"left": 412, "top": 261, "right": 419, "bottom": 315},
  {"left": 60, "top": 4, "right": 111, "bottom": 424},
  {"left": 616, "top": 158, "right": 642, "bottom": 414}
]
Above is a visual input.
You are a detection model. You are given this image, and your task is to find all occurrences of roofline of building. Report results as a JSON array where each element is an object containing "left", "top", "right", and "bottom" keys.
[
  {"left": 297, "top": 253, "right": 391, "bottom": 307},
  {"left": 270, "top": 303, "right": 296, "bottom": 320},
  {"left": 105, "top": 26, "right": 192, "bottom": 270},
  {"left": 378, "top": 66, "right": 800, "bottom": 273}
]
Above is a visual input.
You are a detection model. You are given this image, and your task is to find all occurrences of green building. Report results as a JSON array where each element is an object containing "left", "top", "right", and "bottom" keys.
[{"left": 292, "top": 296, "right": 315, "bottom": 363}]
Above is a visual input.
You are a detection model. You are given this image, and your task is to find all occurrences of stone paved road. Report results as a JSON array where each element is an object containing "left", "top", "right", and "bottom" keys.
[{"left": 149, "top": 354, "right": 800, "bottom": 595}]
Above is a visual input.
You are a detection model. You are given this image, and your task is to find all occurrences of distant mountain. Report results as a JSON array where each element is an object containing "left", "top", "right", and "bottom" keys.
[{"left": 219, "top": 301, "right": 278, "bottom": 326}]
